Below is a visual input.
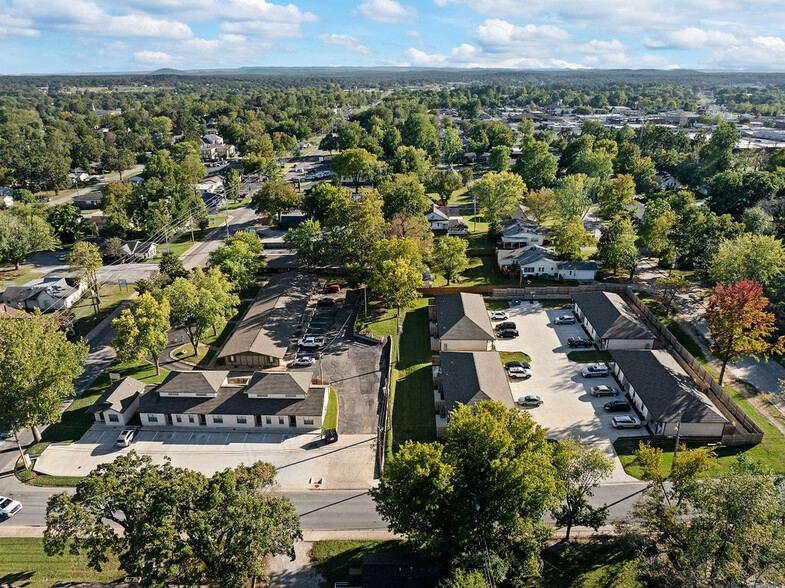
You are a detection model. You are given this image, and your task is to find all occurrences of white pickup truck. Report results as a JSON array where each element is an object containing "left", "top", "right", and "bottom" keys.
[{"left": 297, "top": 336, "right": 326, "bottom": 349}]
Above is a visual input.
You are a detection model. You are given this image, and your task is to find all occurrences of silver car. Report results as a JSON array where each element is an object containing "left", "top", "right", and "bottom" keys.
[{"left": 612, "top": 415, "right": 642, "bottom": 429}]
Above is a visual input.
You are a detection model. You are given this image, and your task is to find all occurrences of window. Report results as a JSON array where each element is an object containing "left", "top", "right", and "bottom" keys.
[
  {"left": 236, "top": 416, "right": 247, "bottom": 424},
  {"left": 278, "top": 417, "right": 285, "bottom": 425},
  {"left": 523, "top": 267, "right": 534, "bottom": 273},
  {"left": 175, "top": 415, "right": 182, "bottom": 423},
  {"left": 212, "top": 415, "right": 223, "bottom": 424},
  {"left": 107, "top": 414, "right": 119, "bottom": 423},
  {"left": 228, "top": 355, "right": 235, "bottom": 362},
  {"left": 148, "top": 414, "right": 158, "bottom": 423},
  {"left": 188, "top": 415, "right": 195, "bottom": 423},
  {"left": 266, "top": 416, "right": 272, "bottom": 425},
  {"left": 304, "top": 418, "right": 314, "bottom": 426}
]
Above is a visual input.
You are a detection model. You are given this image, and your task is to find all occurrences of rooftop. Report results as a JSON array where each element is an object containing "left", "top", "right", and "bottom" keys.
[
  {"left": 572, "top": 291, "right": 653, "bottom": 341},
  {"left": 440, "top": 351, "right": 514, "bottom": 413},
  {"left": 88, "top": 377, "right": 147, "bottom": 414},
  {"left": 435, "top": 292, "right": 494, "bottom": 341}
]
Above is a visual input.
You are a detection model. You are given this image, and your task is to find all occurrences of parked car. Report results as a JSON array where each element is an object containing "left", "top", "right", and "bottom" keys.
[
  {"left": 612, "top": 415, "right": 642, "bottom": 429},
  {"left": 116, "top": 429, "right": 136, "bottom": 447},
  {"left": 495, "top": 321, "right": 516, "bottom": 331},
  {"left": 567, "top": 337, "right": 593, "bottom": 348},
  {"left": 57, "top": 253, "right": 68, "bottom": 262},
  {"left": 505, "top": 360, "right": 531, "bottom": 370},
  {"left": 0, "top": 496, "right": 22, "bottom": 519},
  {"left": 297, "top": 336, "right": 326, "bottom": 349},
  {"left": 497, "top": 329, "right": 519, "bottom": 339},
  {"left": 590, "top": 385, "right": 619, "bottom": 397},
  {"left": 518, "top": 395, "right": 544, "bottom": 407},
  {"left": 291, "top": 356, "right": 317, "bottom": 367},
  {"left": 604, "top": 400, "right": 631, "bottom": 412},
  {"left": 581, "top": 364, "right": 609, "bottom": 378},
  {"left": 317, "top": 297, "right": 336, "bottom": 307},
  {"left": 323, "top": 284, "right": 341, "bottom": 293},
  {"left": 0, "top": 428, "right": 10, "bottom": 440},
  {"left": 554, "top": 315, "right": 576, "bottom": 325},
  {"left": 490, "top": 311, "right": 509, "bottom": 320},
  {"left": 508, "top": 366, "right": 532, "bottom": 379}
]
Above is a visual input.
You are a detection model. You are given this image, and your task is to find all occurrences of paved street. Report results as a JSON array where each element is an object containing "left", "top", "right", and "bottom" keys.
[{"left": 181, "top": 204, "right": 258, "bottom": 270}]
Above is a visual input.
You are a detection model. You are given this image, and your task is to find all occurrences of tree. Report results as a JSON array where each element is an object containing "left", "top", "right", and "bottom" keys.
[
  {"left": 44, "top": 453, "right": 301, "bottom": 587},
  {"left": 596, "top": 174, "right": 635, "bottom": 220},
  {"left": 380, "top": 173, "right": 430, "bottom": 220},
  {"left": 699, "top": 121, "right": 739, "bottom": 180},
  {"left": 523, "top": 188, "right": 554, "bottom": 224},
  {"left": 284, "top": 219, "right": 327, "bottom": 266},
  {"left": 707, "top": 234, "right": 785, "bottom": 293},
  {"left": 110, "top": 293, "right": 171, "bottom": 375},
  {"left": 251, "top": 179, "right": 302, "bottom": 223},
  {"left": 400, "top": 113, "right": 439, "bottom": 159},
  {"left": 100, "top": 180, "right": 133, "bottom": 234},
  {"left": 158, "top": 251, "right": 187, "bottom": 284},
  {"left": 208, "top": 230, "right": 265, "bottom": 291},
  {"left": 433, "top": 235, "right": 469, "bottom": 285},
  {"left": 224, "top": 168, "right": 241, "bottom": 201},
  {"left": 614, "top": 142, "right": 641, "bottom": 175},
  {"left": 597, "top": 217, "right": 638, "bottom": 279},
  {"left": 193, "top": 267, "right": 240, "bottom": 335},
  {"left": 438, "top": 568, "right": 488, "bottom": 588},
  {"left": 389, "top": 213, "right": 434, "bottom": 261},
  {"left": 653, "top": 275, "right": 689, "bottom": 315},
  {"left": 552, "top": 174, "right": 594, "bottom": 220},
  {"left": 0, "top": 312, "right": 88, "bottom": 445},
  {"left": 48, "top": 202, "right": 90, "bottom": 243},
  {"left": 632, "top": 155, "right": 656, "bottom": 194},
  {"left": 440, "top": 125, "right": 462, "bottom": 165},
  {"left": 165, "top": 275, "right": 230, "bottom": 356},
  {"left": 102, "top": 146, "right": 136, "bottom": 180},
  {"left": 391, "top": 145, "right": 431, "bottom": 179},
  {"left": 489, "top": 145, "right": 511, "bottom": 172},
  {"left": 512, "top": 138, "right": 557, "bottom": 190},
  {"left": 554, "top": 216, "right": 593, "bottom": 261},
  {"left": 69, "top": 241, "right": 103, "bottom": 313},
  {"left": 426, "top": 170, "right": 463, "bottom": 207},
  {"left": 707, "top": 170, "right": 778, "bottom": 219},
  {"left": 331, "top": 148, "right": 378, "bottom": 192},
  {"left": 472, "top": 171, "right": 526, "bottom": 236},
  {"left": 570, "top": 148, "right": 613, "bottom": 184},
  {"left": 742, "top": 206, "right": 773, "bottom": 235},
  {"left": 368, "top": 256, "right": 423, "bottom": 325},
  {"left": 0, "top": 213, "right": 53, "bottom": 269},
  {"left": 704, "top": 280, "right": 784, "bottom": 384},
  {"left": 370, "top": 402, "right": 556, "bottom": 577},
  {"left": 639, "top": 198, "right": 677, "bottom": 264},
  {"left": 301, "top": 182, "right": 346, "bottom": 223},
  {"left": 550, "top": 437, "right": 613, "bottom": 541}
]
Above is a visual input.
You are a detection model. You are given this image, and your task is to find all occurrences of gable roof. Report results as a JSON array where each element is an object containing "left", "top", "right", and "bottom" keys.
[
  {"left": 435, "top": 292, "right": 494, "bottom": 341},
  {"left": 88, "top": 377, "right": 146, "bottom": 414},
  {"left": 425, "top": 204, "right": 449, "bottom": 221},
  {"left": 157, "top": 370, "right": 229, "bottom": 395},
  {"left": 610, "top": 350, "right": 727, "bottom": 424},
  {"left": 572, "top": 291, "right": 653, "bottom": 341},
  {"left": 1, "top": 277, "right": 81, "bottom": 305},
  {"left": 500, "top": 218, "right": 550, "bottom": 237},
  {"left": 440, "top": 351, "right": 514, "bottom": 413},
  {"left": 559, "top": 260, "right": 599, "bottom": 271},
  {"left": 217, "top": 272, "right": 316, "bottom": 360},
  {"left": 245, "top": 371, "right": 313, "bottom": 397},
  {"left": 498, "top": 245, "right": 557, "bottom": 267}
]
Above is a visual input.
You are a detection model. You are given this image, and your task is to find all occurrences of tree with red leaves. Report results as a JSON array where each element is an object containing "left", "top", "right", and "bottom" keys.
[{"left": 704, "top": 279, "right": 784, "bottom": 384}]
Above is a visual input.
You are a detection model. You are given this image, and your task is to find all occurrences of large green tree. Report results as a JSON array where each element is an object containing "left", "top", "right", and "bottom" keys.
[
  {"left": 251, "top": 179, "right": 302, "bottom": 223},
  {"left": 597, "top": 216, "right": 638, "bottom": 279},
  {"left": 0, "top": 213, "right": 53, "bottom": 269},
  {"left": 208, "top": 230, "right": 265, "bottom": 291},
  {"left": 224, "top": 168, "right": 241, "bottom": 201},
  {"left": 433, "top": 235, "right": 469, "bottom": 284},
  {"left": 110, "top": 293, "right": 171, "bottom": 375},
  {"left": 552, "top": 174, "right": 594, "bottom": 221},
  {"left": 380, "top": 173, "right": 430, "bottom": 220},
  {"left": 472, "top": 171, "right": 526, "bottom": 236},
  {"left": 512, "top": 138, "right": 557, "bottom": 191},
  {"left": 596, "top": 174, "right": 635, "bottom": 220},
  {"left": 426, "top": 169, "right": 463, "bottom": 207},
  {"left": 330, "top": 148, "right": 378, "bottom": 192},
  {"left": 554, "top": 216, "right": 593, "bottom": 261},
  {"left": 707, "top": 233, "right": 785, "bottom": 293}
]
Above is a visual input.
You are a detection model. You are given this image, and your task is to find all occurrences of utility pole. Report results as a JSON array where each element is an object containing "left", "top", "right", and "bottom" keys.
[
  {"left": 164, "top": 225, "right": 170, "bottom": 253},
  {"left": 473, "top": 194, "right": 477, "bottom": 232},
  {"left": 189, "top": 210, "right": 195, "bottom": 242},
  {"left": 224, "top": 190, "right": 230, "bottom": 240}
]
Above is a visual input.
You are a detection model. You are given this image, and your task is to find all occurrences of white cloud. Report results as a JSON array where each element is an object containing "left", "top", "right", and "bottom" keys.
[
  {"left": 643, "top": 27, "right": 738, "bottom": 49},
  {"left": 319, "top": 33, "right": 371, "bottom": 54},
  {"left": 406, "top": 29, "right": 421, "bottom": 38},
  {"left": 474, "top": 19, "right": 571, "bottom": 55},
  {"left": 133, "top": 50, "right": 179, "bottom": 65},
  {"left": 356, "top": 0, "right": 418, "bottom": 23},
  {"left": 178, "top": 34, "right": 271, "bottom": 63},
  {"left": 0, "top": 14, "right": 39, "bottom": 37},
  {"left": 709, "top": 35, "right": 785, "bottom": 69},
  {"left": 404, "top": 44, "right": 585, "bottom": 69},
  {"left": 220, "top": 20, "right": 307, "bottom": 38},
  {"left": 579, "top": 39, "right": 627, "bottom": 53}
]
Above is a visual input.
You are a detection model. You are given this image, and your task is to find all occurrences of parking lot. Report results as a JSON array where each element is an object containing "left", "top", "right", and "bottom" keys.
[
  {"left": 34, "top": 428, "right": 377, "bottom": 490},
  {"left": 493, "top": 301, "right": 646, "bottom": 482}
]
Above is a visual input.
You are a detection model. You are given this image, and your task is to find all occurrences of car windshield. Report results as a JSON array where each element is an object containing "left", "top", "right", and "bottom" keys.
[{"left": 0, "top": 498, "right": 11, "bottom": 508}]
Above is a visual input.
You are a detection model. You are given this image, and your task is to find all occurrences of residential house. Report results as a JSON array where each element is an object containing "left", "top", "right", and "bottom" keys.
[
  {"left": 69, "top": 171, "right": 89, "bottom": 183},
  {"left": 0, "top": 194, "right": 13, "bottom": 209},
  {"left": 344, "top": 553, "right": 444, "bottom": 588},
  {"left": 217, "top": 272, "right": 316, "bottom": 369},
  {"left": 654, "top": 172, "right": 681, "bottom": 191},
  {"left": 88, "top": 377, "right": 146, "bottom": 426},
  {"left": 497, "top": 245, "right": 558, "bottom": 276},
  {"left": 129, "top": 175, "right": 145, "bottom": 186},
  {"left": 435, "top": 351, "right": 513, "bottom": 435},
  {"left": 0, "top": 277, "right": 87, "bottom": 311},
  {"left": 557, "top": 260, "right": 600, "bottom": 281},
  {"left": 572, "top": 291, "right": 655, "bottom": 350},
  {"left": 197, "top": 175, "right": 224, "bottom": 194},
  {"left": 425, "top": 204, "right": 450, "bottom": 230},
  {"left": 498, "top": 218, "right": 550, "bottom": 248},
  {"left": 448, "top": 216, "right": 469, "bottom": 236},
  {"left": 431, "top": 292, "right": 495, "bottom": 352},
  {"left": 610, "top": 349, "right": 728, "bottom": 439},
  {"left": 73, "top": 192, "right": 103, "bottom": 210},
  {"left": 199, "top": 134, "right": 236, "bottom": 160},
  {"left": 137, "top": 370, "right": 328, "bottom": 430},
  {"left": 120, "top": 240, "right": 157, "bottom": 260}
]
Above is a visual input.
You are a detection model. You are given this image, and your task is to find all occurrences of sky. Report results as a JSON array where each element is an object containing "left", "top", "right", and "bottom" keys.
[{"left": 3, "top": 0, "right": 785, "bottom": 74}]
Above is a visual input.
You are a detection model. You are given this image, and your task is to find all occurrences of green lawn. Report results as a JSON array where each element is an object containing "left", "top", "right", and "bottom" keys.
[
  {"left": 528, "top": 538, "right": 641, "bottom": 588},
  {"left": 567, "top": 350, "right": 612, "bottom": 363},
  {"left": 28, "top": 359, "right": 169, "bottom": 455},
  {"left": 70, "top": 284, "right": 132, "bottom": 337},
  {"left": 484, "top": 298, "right": 511, "bottom": 310},
  {"left": 16, "top": 461, "right": 84, "bottom": 487},
  {"left": 322, "top": 387, "right": 338, "bottom": 432},
  {"left": 0, "top": 538, "right": 124, "bottom": 588},
  {"left": 0, "top": 263, "right": 39, "bottom": 287},
  {"left": 465, "top": 216, "right": 495, "bottom": 249},
  {"left": 500, "top": 351, "right": 533, "bottom": 364},
  {"left": 173, "top": 342, "right": 210, "bottom": 366},
  {"left": 310, "top": 540, "right": 413, "bottom": 588}
]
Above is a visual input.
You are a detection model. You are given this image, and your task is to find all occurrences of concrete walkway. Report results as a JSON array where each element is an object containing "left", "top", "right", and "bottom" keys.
[{"left": 267, "top": 542, "right": 322, "bottom": 588}]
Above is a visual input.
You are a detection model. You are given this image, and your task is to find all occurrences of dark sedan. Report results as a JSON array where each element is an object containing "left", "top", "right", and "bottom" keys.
[{"left": 567, "top": 337, "right": 593, "bottom": 348}]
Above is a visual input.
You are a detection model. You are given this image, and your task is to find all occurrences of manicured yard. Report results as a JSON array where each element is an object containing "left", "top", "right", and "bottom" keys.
[
  {"left": 0, "top": 538, "right": 124, "bottom": 588},
  {"left": 310, "top": 540, "right": 413, "bottom": 588},
  {"left": 69, "top": 284, "right": 131, "bottom": 337},
  {"left": 322, "top": 387, "right": 338, "bottom": 432},
  {"left": 173, "top": 342, "right": 210, "bottom": 366},
  {"left": 530, "top": 538, "right": 641, "bottom": 588},
  {"left": 16, "top": 461, "right": 84, "bottom": 487},
  {"left": 0, "top": 263, "right": 39, "bottom": 287},
  {"left": 499, "top": 351, "right": 533, "bottom": 364}
]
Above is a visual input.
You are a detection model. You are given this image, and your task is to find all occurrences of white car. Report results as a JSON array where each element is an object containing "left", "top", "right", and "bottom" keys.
[
  {"left": 508, "top": 366, "right": 532, "bottom": 379},
  {"left": 0, "top": 496, "right": 22, "bottom": 519},
  {"left": 554, "top": 315, "right": 576, "bottom": 325},
  {"left": 291, "top": 356, "right": 317, "bottom": 367},
  {"left": 612, "top": 415, "right": 642, "bottom": 429},
  {"left": 490, "top": 311, "right": 509, "bottom": 320},
  {"left": 116, "top": 429, "right": 135, "bottom": 447},
  {"left": 581, "top": 364, "right": 610, "bottom": 378}
]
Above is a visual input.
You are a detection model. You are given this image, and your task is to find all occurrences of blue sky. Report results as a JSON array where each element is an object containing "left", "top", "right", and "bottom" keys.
[{"left": 2, "top": 0, "right": 785, "bottom": 74}]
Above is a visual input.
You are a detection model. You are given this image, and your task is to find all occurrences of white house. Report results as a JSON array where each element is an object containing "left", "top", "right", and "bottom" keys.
[
  {"left": 0, "top": 277, "right": 87, "bottom": 311},
  {"left": 137, "top": 370, "right": 328, "bottom": 431},
  {"left": 425, "top": 204, "right": 450, "bottom": 230},
  {"left": 197, "top": 175, "right": 224, "bottom": 194},
  {"left": 610, "top": 349, "right": 728, "bottom": 439},
  {"left": 88, "top": 377, "right": 145, "bottom": 426},
  {"left": 431, "top": 292, "right": 495, "bottom": 352},
  {"left": 572, "top": 291, "right": 655, "bottom": 350},
  {"left": 498, "top": 219, "right": 550, "bottom": 248},
  {"left": 120, "top": 240, "right": 157, "bottom": 260},
  {"left": 558, "top": 260, "right": 599, "bottom": 281},
  {"left": 497, "top": 245, "right": 559, "bottom": 276},
  {"left": 655, "top": 172, "right": 681, "bottom": 191}
]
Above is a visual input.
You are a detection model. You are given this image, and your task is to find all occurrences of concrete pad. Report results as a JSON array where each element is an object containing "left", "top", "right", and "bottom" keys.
[
  {"left": 494, "top": 301, "right": 644, "bottom": 483},
  {"left": 35, "top": 428, "right": 377, "bottom": 490}
]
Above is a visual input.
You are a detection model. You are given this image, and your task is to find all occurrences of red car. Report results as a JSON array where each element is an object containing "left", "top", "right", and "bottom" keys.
[{"left": 324, "top": 284, "right": 341, "bottom": 293}]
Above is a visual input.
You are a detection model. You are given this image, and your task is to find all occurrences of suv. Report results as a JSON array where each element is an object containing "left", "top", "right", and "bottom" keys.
[
  {"left": 490, "top": 310, "right": 509, "bottom": 320},
  {"left": 581, "top": 364, "right": 609, "bottom": 378},
  {"left": 116, "top": 429, "right": 136, "bottom": 447},
  {"left": 497, "top": 329, "right": 519, "bottom": 339},
  {"left": 508, "top": 366, "right": 532, "bottom": 379},
  {"left": 317, "top": 297, "right": 336, "bottom": 307},
  {"left": 554, "top": 315, "right": 576, "bottom": 325},
  {"left": 495, "top": 321, "right": 516, "bottom": 331},
  {"left": 590, "top": 385, "right": 618, "bottom": 397},
  {"left": 0, "top": 496, "right": 22, "bottom": 519},
  {"left": 604, "top": 400, "right": 631, "bottom": 412},
  {"left": 324, "top": 284, "right": 341, "bottom": 294},
  {"left": 567, "top": 337, "right": 593, "bottom": 348},
  {"left": 505, "top": 360, "right": 531, "bottom": 370},
  {"left": 612, "top": 415, "right": 642, "bottom": 429}
]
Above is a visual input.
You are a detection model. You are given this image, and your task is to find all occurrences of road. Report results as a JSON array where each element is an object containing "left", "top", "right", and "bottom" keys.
[
  {"left": 49, "top": 165, "right": 145, "bottom": 208},
  {"left": 181, "top": 204, "right": 258, "bottom": 270}
]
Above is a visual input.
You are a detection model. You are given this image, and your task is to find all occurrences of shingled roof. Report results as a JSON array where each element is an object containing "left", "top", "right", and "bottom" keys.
[
  {"left": 610, "top": 350, "right": 727, "bottom": 424},
  {"left": 87, "top": 377, "right": 146, "bottom": 414},
  {"left": 572, "top": 291, "right": 653, "bottom": 341},
  {"left": 440, "top": 351, "right": 513, "bottom": 413},
  {"left": 156, "top": 371, "right": 229, "bottom": 395},
  {"left": 435, "top": 293, "right": 494, "bottom": 341},
  {"left": 245, "top": 371, "right": 313, "bottom": 397}
]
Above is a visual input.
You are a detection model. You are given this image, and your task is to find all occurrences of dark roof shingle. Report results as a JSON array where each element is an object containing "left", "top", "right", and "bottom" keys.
[
  {"left": 573, "top": 291, "right": 653, "bottom": 340},
  {"left": 87, "top": 377, "right": 146, "bottom": 414},
  {"left": 435, "top": 293, "right": 494, "bottom": 341},
  {"left": 440, "top": 351, "right": 513, "bottom": 413}
]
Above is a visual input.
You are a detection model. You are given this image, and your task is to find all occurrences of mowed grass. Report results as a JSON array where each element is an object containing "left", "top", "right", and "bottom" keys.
[
  {"left": 0, "top": 263, "right": 39, "bottom": 286},
  {"left": 322, "top": 387, "right": 338, "bottom": 432},
  {"left": 0, "top": 538, "right": 124, "bottom": 588},
  {"left": 70, "top": 284, "right": 133, "bottom": 337},
  {"left": 310, "top": 540, "right": 413, "bottom": 588},
  {"left": 173, "top": 342, "right": 210, "bottom": 366},
  {"left": 499, "top": 351, "right": 533, "bottom": 364}
]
